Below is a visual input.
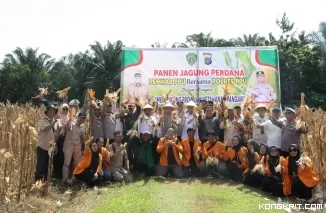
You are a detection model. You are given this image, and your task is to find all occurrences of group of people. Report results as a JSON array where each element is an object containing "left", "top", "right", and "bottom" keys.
[{"left": 35, "top": 93, "right": 319, "bottom": 200}]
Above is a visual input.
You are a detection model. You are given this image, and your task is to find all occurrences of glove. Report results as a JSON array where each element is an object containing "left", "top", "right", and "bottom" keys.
[{"left": 99, "top": 171, "right": 104, "bottom": 176}]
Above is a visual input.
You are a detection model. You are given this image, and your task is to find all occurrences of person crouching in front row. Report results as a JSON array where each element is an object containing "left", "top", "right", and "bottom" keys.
[
  {"left": 279, "top": 144, "right": 319, "bottom": 200},
  {"left": 136, "top": 131, "right": 156, "bottom": 177},
  {"left": 107, "top": 131, "right": 133, "bottom": 182},
  {"left": 156, "top": 128, "right": 184, "bottom": 178},
  {"left": 181, "top": 128, "right": 202, "bottom": 178},
  {"left": 227, "top": 136, "right": 247, "bottom": 181},
  {"left": 73, "top": 138, "right": 103, "bottom": 187},
  {"left": 200, "top": 130, "right": 228, "bottom": 178}
]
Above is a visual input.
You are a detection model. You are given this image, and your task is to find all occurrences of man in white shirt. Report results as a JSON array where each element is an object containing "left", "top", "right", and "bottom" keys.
[
  {"left": 138, "top": 104, "right": 157, "bottom": 137},
  {"left": 257, "top": 107, "right": 283, "bottom": 149},
  {"left": 181, "top": 101, "right": 199, "bottom": 140}
]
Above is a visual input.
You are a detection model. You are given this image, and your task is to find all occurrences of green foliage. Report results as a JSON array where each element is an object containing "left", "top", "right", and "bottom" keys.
[{"left": 0, "top": 13, "right": 326, "bottom": 109}]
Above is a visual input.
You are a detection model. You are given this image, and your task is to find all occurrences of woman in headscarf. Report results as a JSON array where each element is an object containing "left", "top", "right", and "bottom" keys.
[
  {"left": 261, "top": 146, "right": 283, "bottom": 195},
  {"left": 242, "top": 140, "right": 262, "bottom": 187},
  {"left": 73, "top": 139, "right": 103, "bottom": 187},
  {"left": 226, "top": 136, "right": 247, "bottom": 181},
  {"left": 279, "top": 144, "right": 319, "bottom": 200}
]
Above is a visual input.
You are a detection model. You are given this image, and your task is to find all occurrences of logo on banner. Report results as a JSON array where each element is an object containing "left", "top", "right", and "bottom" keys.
[
  {"left": 186, "top": 53, "right": 197, "bottom": 66},
  {"left": 203, "top": 53, "right": 212, "bottom": 65}
]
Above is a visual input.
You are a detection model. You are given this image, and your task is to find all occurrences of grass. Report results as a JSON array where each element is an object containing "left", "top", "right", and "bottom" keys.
[
  {"left": 2, "top": 177, "right": 320, "bottom": 213},
  {"left": 94, "top": 178, "right": 285, "bottom": 213}
]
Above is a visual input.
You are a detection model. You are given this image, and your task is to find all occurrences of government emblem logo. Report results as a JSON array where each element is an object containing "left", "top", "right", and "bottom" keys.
[
  {"left": 186, "top": 53, "right": 197, "bottom": 66},
  {"left": 203, "top": 53, "right": 212, "bottom": 65}
]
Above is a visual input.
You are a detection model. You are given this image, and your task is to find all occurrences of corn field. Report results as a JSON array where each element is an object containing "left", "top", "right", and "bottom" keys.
[
  {"left": 0, "top": 103, "right": 43, "bottom": 204},
  {"left": 300, "top": 108, "right": 326, "bottom": 195},
  {"left": 0, "top": 102, "right": 325, "bottom": 205}
]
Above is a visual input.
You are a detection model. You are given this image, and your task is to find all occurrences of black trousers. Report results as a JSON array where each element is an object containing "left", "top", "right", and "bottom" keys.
[
  {"left": 53, "top": 135, "right": 65, "bottom": 179},
  {"left": 136, "top": 163, "right": 155, "bottom": 176},
  {"left": 228, "top": 163, "right": 244, "bottom": 182},
  {"left": 75, "top": 169, "right": 102, "bottom": 187},
  {"left": 242, "top": 173, "right": 264, "bottom": 187},
  {"left": 292, "top": 177, "right": 314, "bottom": 200},
  {"left": 261, "top": 175, "right": 282, "bottom": 193},
  {"left": 35, "top": 146, "right": 49, "bottom": 181},
  {"left": 183, "top": 164, "right": 200, "bottom": 178}
]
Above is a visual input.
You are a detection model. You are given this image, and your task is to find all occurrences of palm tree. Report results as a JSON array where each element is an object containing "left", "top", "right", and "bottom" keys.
[
  {"left": 233, "top": 33, "right": 267, "bottom": 46},
  {"left": 87, "top": 40, "right": 123, "bottom": 97},
  {"left": 61, "top": 51, "right": 96, "bottom": 100},
  {"left": 2, "top": 47, "right": 54, "bottom": 101},
  {"left": 312, "top": 22, "right": 326, "bottom": 57},
  {"left": 180, "top": 32, "right": 234, "bottom": 47},
  {"left": 4, "top": 47, "right": 54, "bottom": 72}
]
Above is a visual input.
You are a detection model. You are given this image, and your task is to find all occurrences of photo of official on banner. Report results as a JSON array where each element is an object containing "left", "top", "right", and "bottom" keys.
[{"left": 120, "top": 47, "right": 280, "bottom": 108}]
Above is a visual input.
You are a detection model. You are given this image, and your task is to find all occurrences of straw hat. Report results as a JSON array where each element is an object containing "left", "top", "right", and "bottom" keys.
[
  {"left": 163, "top": 101, "right": 175, "bottom": 109},
  {"left": 143, "top": 104, "right": 153, "bottom": 109},
  {"left": 185, "top": 100, "right": 197, "bottom": 107},
  {"left": 254, "top": 103, "right": 267, "bottom": 111}
]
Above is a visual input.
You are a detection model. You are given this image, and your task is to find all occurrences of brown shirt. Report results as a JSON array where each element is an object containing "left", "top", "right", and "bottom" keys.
[
  {"left": 91, "top": 115, "right": 104, "bottom": 140},
  {"left": 64, "top": 121, "right": 83, "bottom": 146},
  {"left": 103, "top": 113, "right": 116, "bottom": 139},
  {"left": 107, "top": 142, "right": 128, "bottom": 170},
  {"left": 281, "top": 120, "right": 301, "bottom": 151},
  {"left": 36, "top": 116, "right": 55, "bottom": 151}
]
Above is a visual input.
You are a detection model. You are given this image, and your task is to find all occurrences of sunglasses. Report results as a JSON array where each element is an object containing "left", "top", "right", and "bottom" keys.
[
  {"left": 62, "top": 108, "right": 69, "bottom": 110},
  {"left": 271, "top": 149, "right": 278, "bottom": 152},
  {"left": 289, "top": 149, "right": 297, "bottom": 152}
]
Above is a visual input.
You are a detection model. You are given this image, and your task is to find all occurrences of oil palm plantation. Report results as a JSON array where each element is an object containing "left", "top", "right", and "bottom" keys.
[
  {"left": 1, "top": 47, "right": 54, "bottom": 102},
  {"left": 87, "top": 40, "right": 123, "bottom": 98}
]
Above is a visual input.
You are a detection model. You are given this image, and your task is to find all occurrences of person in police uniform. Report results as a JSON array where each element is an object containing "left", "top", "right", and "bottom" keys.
[
  {"left": 247, "top": 71, "right": 276, "bottom": 102},
  {"left": 127, "top": 72, "right": 149, "bottom": 101}
]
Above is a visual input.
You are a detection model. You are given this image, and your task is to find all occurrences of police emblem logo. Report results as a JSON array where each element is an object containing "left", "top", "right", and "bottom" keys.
[
  {"left": 203, "top": 53, "right": 212, "bottom": 65},
  {"left": 186, "top": 53, "right": 197, "bottom": 66}
]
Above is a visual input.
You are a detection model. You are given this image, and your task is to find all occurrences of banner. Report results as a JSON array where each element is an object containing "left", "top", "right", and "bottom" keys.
[{"left": 121, "top": 47, "right": 281, "bottom": 108}]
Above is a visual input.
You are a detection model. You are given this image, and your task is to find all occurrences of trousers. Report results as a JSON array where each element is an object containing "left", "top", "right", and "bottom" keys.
[{"left": 63, "top": 143, "right": 82, "bottom": 181}]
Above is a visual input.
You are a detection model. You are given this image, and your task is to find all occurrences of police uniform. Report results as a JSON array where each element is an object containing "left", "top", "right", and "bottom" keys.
[
  {"left": 127, "top": 73, "right": 149, "bottom": 101},
  {"left": 248, "top": 71, "right": 276, "bottom": 102}
]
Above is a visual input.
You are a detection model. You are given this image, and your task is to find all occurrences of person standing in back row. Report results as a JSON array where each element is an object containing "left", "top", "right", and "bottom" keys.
[
  {"left": 35, "top": 103, "right": 58, "bottom": 182},
  {"left": 62, "top": 112, "right": 86, "bottom": 184},
  {"left": 280, "top": 108, "right": 309, "bottom": 157}
]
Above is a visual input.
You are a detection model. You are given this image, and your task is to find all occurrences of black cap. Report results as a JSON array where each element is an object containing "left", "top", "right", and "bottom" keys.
[
  {"left": 44, "top": 102, "right": 58, "bottom": 114},
  {"left": 256, "top": 71, "right": 264, "bottom": 76},
  {"left": 187, "top": 128, "right": 195, "bottom": 133},
  {"left": 206, "top": 130, "right": 216, "bottom": 136},
  {"left": 78, "top": 112, "right": 87, "bottom": 118},
  {"left": 135, "top": 73, "right": 141, "bottom": 77}
]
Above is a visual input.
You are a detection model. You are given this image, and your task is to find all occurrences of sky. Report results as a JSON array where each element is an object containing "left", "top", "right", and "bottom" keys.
[{"left": 0, "top": 0, "right": 325, "bottom": 61}]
